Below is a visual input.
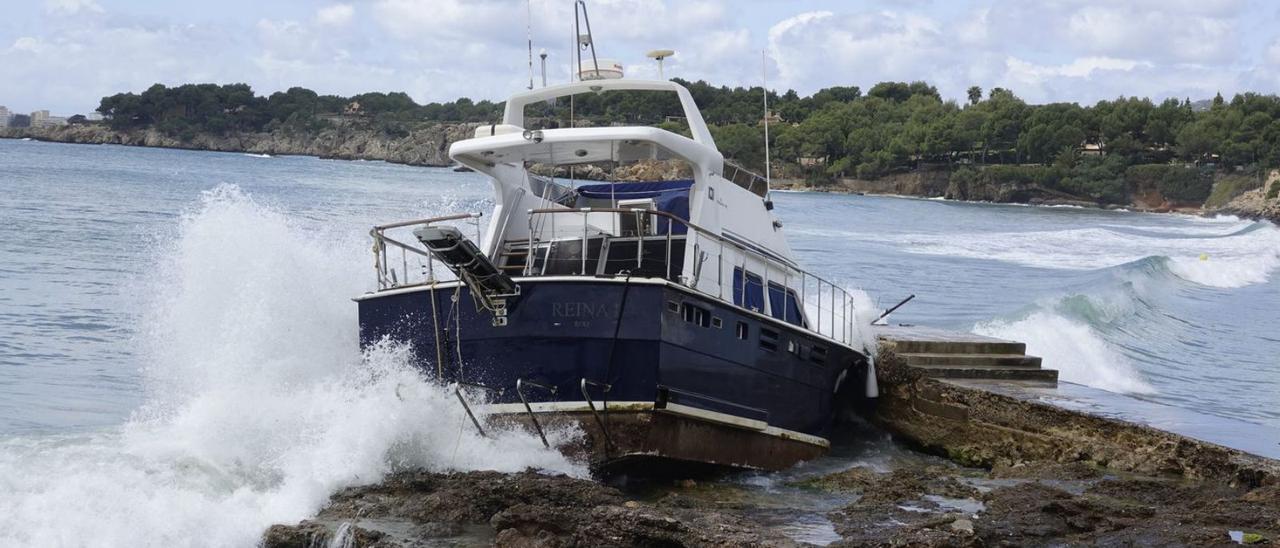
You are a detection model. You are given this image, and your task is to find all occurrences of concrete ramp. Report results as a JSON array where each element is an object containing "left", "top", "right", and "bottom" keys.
[{"left": 875, "top": 325, "right": 1058, "bottom": 384}]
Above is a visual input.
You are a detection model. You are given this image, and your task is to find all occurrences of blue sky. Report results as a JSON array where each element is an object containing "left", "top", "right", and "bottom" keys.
[{"left": 3, "top": 0, "right": 1280, "bottom": 115}]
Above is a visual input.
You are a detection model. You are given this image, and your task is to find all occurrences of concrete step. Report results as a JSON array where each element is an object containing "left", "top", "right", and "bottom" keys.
[
  {"left": 890, "top": 339, "right": 1027, "bottom": 356},
  {"left": 899, "top": 352, "right": 1043, "bottom": 368},
  {"left": 911, "top": 364, "right": 1059, "bottom": 382}
]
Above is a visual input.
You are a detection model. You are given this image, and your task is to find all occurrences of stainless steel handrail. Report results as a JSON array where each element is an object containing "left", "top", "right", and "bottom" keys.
[
  {"left": 526, "top": 207, "right": 862, "bottom": 347},
  {"left": 370, "top": 212, "right": 483, "bottom": 290}
]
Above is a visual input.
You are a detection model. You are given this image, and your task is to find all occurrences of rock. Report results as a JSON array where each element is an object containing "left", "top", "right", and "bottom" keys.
[
  {"left": 261, "top": 522, "right": 327, "bottom": 548},
  {"left": 991, "top": 461, "right": 1104, "bottom": 481},
  {"left": 263, "top": 470, "right": 798, "bottom": 547},
  {"left": 950, "top": 518, "right": 975, "bottom": 534}
]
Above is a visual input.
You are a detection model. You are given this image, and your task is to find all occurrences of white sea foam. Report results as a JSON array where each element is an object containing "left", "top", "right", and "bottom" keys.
[
  {"left": 975, "top": 312, "right": 1156, "bottom": 394},
  {"left": 886, "top": 221, "right": 1280, "bottom": 289},
  {"left": 0, "top": 185, "right": 582, "bottom": 547}
]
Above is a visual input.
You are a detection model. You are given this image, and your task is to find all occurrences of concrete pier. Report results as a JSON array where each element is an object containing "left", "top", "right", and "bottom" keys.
[{"left": 873, "top": 325, "right": 1280, "bottom": 487}]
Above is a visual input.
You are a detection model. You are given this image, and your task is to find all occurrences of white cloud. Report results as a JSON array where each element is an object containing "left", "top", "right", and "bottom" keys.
[
  {"left": 768, "top": 10, "right": 953, "bottom": 94},
  {"left": 4, "top": 0, "right": 1279, "bottom": 115},
  {"left": 316, "top": 4, "right": 355, "bottom": 27},
  {"left": 1267, "top": 39, "right": 1280, "bottom": 66},
  {"left": 1005, "top": 56, "right": 1152, "bottom": 81},
  {"left": 44, "top": 0, "right": 103, "bottom": 15}
]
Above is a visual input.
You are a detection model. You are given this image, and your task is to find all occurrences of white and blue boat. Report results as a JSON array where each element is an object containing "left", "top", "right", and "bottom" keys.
[{"left": 356, "top": 74, "right": 878, "bottom": 471}]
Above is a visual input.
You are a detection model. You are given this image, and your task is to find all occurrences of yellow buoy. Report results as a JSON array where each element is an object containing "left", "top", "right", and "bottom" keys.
[{"left": 1199, "top": 253, "right": 1209, "bottom": 261}]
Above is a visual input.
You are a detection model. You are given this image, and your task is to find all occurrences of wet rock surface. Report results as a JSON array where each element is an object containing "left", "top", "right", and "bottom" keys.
[
  {"left": 262, "top": 451, "right": 1280, "bottom": 547},
  {"left": 261, "top": 470, "right": 801, "bottom": 547},
  {"left": 809, "top": 461, "right": 1279, "bottom": 547}
]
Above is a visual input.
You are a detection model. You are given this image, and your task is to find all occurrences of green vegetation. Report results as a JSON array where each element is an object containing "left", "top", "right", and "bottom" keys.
[
  {"left": 1205, "top": 174, "right": 1263, "bottom": 208},
  {"left": 95, "top": 79, "right": 1280, "bottom": 205},
  {"left": 96, "top": 83, "right": 503, "bottom": 140}
]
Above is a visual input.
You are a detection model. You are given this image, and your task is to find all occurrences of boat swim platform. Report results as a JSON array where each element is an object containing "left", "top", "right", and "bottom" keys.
[{"left": 872, "top": 324, "right": 1280, "bottom": 487}]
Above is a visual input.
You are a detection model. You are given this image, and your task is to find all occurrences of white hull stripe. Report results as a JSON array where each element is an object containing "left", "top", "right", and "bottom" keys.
[{"left": 479, "top": 400, "right": 830, "bottom": 449}]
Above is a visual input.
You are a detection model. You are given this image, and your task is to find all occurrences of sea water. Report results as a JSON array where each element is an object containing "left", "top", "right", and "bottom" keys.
[{"left": 0, "top": 139, "right": 1277, "bottom": 545}]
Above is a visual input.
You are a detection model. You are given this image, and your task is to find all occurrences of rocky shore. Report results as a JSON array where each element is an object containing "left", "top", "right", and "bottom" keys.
[
  {"left": 261, "top": 453, "right": 1279, "bottom": 547},
  {"left": 1221, "top": 171, "right": 1280, "bottom": 224},
  {"left": 0, "top": 123, "right": 478, "bottom": 167},
  {"left": 774, "top": 168, "right": 1280, "bottom": 220},
  {"left": 261, "top": 346, "right": 1279, "bottom": 547}
]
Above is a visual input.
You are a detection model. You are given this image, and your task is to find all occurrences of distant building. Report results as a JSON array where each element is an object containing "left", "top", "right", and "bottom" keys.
[
  {"left": 86, "top": 112, "right": 103, "bottom": 122},
  {"left": 30, "top": 110, "right": 68, "bottom": 128},
  {"left": 0, "top": 106, "right": 10, "bottom": 128}
]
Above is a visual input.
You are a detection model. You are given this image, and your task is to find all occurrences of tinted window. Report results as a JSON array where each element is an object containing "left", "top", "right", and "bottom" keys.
[
  {"left": 732, "top": 267, "right": 765, "bottom": 313},
  {"left": 767, "top": 282, "right": 806, "bottom": 327}
]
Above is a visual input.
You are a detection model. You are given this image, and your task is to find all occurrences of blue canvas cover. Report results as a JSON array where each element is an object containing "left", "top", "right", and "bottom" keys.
[{"left": 576, "top": 180, "right": 692, "bottom": 235}]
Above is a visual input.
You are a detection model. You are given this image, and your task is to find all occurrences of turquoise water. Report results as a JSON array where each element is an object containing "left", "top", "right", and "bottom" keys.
[{"left": 0, "top": 139, "right": 1276, "bottom": 545}]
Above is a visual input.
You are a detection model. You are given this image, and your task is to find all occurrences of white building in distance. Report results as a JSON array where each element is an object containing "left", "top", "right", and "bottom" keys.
[
  {"left": 30, "top": 110, "right": 68, "bottom": 128},
  {"left": 0, "top": 106, "right": 11, "bottom": 128}
]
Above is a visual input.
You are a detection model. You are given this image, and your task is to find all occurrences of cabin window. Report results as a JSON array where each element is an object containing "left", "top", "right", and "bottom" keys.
[
  {"left": 759, "top": 328, "right": 779, "bottom": 352},
  {"left": 711, "top": 317, "right": 723, "bottom": 329},
  {"left": 735, "top": 321, "right": 748, "bottom": 340},
  {"left": 767, "top": 282, "right": 806, "bottom": 327},
  {"left": 732, "top": 267, "right": 765, "bottom": 313},
  {"left": 681, "top": 303, "right": 711, "bottom": 328}
]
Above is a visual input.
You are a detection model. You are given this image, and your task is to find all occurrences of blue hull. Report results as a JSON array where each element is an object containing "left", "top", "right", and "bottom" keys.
[{"left": 357, "top": 278, "right": 869, "bottom": 446}]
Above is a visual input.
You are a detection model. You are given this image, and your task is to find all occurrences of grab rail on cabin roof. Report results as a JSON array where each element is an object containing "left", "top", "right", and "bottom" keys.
[{"left": 525, "top": 207, "right": 862, "bottom": 347}]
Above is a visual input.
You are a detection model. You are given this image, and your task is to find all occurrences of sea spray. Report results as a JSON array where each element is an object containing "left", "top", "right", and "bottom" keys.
[{"left": 0, "top": 185, "right": 582, "bottom": 547}]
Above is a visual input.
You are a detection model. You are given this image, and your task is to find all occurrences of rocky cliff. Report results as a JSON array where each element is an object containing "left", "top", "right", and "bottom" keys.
[
  {"left": 1221, "top": 170, "right": 1280, "bottom": 224},
  {"left": 0, "top": 122, "right": 480, "bottom": 167}
]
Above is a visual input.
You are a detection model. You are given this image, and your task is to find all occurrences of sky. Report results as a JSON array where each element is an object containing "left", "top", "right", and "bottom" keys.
[{"left": 3, "top": 0, "right": 1280, "bottom": 115}]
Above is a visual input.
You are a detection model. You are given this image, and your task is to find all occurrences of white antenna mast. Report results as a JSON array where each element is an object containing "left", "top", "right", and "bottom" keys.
[
  {"left": 762, "top": 50, "right": 771, "bottom": 186},
  {"left": 526, "top": 0, "right": 534, "bottom": 89}
]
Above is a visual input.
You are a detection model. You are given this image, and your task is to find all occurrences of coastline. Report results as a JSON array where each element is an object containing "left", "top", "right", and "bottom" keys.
[
  {"left": 5, "top": 127, "right": 1277, "bottom": 224},
  {"left": 0, "top": 122, "right": 478, "bottom": 168},
  {"left": 772, "top": 169, "right": 1280, "bottom": 224}
]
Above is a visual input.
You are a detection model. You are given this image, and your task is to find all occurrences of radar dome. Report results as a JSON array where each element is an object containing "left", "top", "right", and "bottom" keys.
[{"left": 578, "top": 58, "right": 624, "bottom": 80}]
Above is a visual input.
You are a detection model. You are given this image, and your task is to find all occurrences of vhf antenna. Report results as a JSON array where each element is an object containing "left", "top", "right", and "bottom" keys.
[{"left": 526, "top": 0, "right": 534, "bottom": 89}]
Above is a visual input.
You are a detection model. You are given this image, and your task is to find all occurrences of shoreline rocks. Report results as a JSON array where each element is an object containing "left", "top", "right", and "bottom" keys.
[
  {"left": 1220, "top": 170, "right": 1280, "bottom": 224},
  {"left": 0, "top": 123, "right": 478, "bottom": 168}
]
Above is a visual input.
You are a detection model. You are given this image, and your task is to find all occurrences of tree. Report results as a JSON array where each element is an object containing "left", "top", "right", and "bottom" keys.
[{"left": 967, "top": 86, "right": 982, "bottom": 106}]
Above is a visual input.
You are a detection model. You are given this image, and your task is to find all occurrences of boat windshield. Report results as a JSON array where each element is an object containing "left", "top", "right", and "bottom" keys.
[{"left": 521, "top": 88, "right": 691, "bottom": 137}]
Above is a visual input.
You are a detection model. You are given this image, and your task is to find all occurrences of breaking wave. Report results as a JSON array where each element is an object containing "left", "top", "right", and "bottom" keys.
[
  {"left": 0, "top": 185, "right": 581, "bottom": 547},
  {"left": 889, "top": 217, "right": 1280, "bottom": 289}
]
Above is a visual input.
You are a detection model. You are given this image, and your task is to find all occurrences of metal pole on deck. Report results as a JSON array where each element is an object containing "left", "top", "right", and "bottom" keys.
[{"left": 762, "top": 50, "right": 771, "bottom": 187}]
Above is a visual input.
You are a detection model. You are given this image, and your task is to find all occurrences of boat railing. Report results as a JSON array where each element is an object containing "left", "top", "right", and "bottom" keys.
[
  {"left": 526, "top": 207, "right": 864, "bottom": 347},
  {"left": 723, "top": 161, "right": 769, "bottom": 198},
  {"left": 370, "top": 212, "right": 483, "bottom": 290}
]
